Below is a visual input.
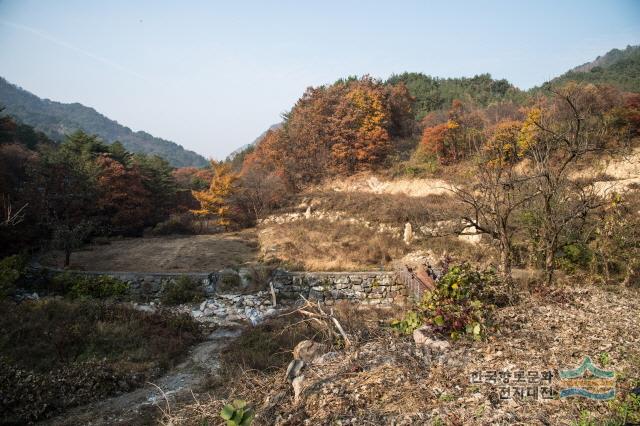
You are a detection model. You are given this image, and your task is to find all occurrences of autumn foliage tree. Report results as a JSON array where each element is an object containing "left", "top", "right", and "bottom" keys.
[
  {"left": 519, "top": 83, "right": 630, "bottom": 284},
  {"left": 172, "top": 166, "right": 213, "bottom": 191},
  {"left": 96, "top": 155, "right": 153, "bottom": 235},
  {"left": 191, "top": 161, "right": 238, "bottom": 228},
  {"left": 419, "top": 99, "right": 483, "bottom": 164},
  {"left": 242, "top": 76, "right": 414, "bottom": 189},
  {"left": 453, "top": 119, "right": 535, "bottom": 283},
  {"left": 453, "top": 82, "right": 634, "bottom": 286},
  {"left": 330, "top": 83, "right": 392, "bottom": 173}
]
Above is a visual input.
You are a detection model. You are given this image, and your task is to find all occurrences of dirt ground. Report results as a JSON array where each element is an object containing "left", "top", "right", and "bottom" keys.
[
  {"left": 165, "top": 284, "right": 640, "bottom": 425},
  {"left": 40, "top": 231, "right": 259, "bottom": 272}
]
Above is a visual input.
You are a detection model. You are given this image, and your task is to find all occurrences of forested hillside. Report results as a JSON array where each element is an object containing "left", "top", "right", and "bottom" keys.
[
  {"left": 0, "top": 77, "right": 208, "bottom": 167},
  {"left": 386, "top": 72, "right": 523, "bottom": 120}
]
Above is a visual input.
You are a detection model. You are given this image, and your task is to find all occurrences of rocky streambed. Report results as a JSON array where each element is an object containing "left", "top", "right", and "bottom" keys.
[{"left": 133, "top": 289, "right": 283, "bottom": 327}]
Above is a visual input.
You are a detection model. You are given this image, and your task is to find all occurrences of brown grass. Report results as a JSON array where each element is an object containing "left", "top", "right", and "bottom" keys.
[
  {"left": 40, "top": 230, "right": 259, "bottom": 272},
  {"left": 161, "top": 285, "right": 640, "bottom": 425},
  {"left": 259, "top": 219, "right": 409, "bottom": 271},
  {"left": 292, "top": 190, "right": 462, "bottom": 226},
  {"left": 418, "top": 235, "right": 499, "bottom": 266}
]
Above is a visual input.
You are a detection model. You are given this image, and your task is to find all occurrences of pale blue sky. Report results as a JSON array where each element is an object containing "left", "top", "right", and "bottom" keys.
[{"left": 0, "top": 0, "right": 639, "bottom": 159}]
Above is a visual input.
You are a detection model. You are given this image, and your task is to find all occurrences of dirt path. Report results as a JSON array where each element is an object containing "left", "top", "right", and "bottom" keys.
[{"left": 42, "top": 327, "right": 243, "bottom": 426}]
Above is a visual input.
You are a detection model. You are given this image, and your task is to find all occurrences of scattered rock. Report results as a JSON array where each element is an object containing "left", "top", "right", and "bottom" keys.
[
  {"left": 413, "top": 325, "right": 450, "bottom": 364},
  {"left": 312, "top": 351, "right": 340, "bottom": 365},
  {"left": 132, "top": 303, "right": 156, "bottom": 313},
  {"left": 293, "top": 340, "right": 329, "bottom": 364},
  {"left": 286, "top": 359, "right": 305, "bottom": 382}
]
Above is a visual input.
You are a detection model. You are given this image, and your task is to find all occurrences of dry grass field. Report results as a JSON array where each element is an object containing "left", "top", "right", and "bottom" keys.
[{"left": 40, "top": 231, "right": 259, "bottom": 272}]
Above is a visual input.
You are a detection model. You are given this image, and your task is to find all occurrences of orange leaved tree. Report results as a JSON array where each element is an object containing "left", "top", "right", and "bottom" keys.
[
  {"left": 191, "top": 161, "right": 238, "bottom": 229},
  {"left": 330, "top": 82, "right": 392, "bottom": 174}
]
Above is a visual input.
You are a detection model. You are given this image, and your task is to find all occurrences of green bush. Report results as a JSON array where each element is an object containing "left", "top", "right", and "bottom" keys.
[
  {"left": 608, "top": 391, "right": 640, "bottom": 425},
  {"left": 391, "top": 263, "right": 494, "bottom": 340},
  {"left": 150, "top": 214, "right": 195, "bottom": 236},
  {"left": 0, "top": 255, "right": 27, "bottom": 298},
  {"left": 50, "top": 273, "right": 128, "bottom": 299},
  {"left": 161, "top": 275, "right": 205, "bottom": 305},
  {"left": 559, "top": 242, "right": 593, "bottom": 274}
]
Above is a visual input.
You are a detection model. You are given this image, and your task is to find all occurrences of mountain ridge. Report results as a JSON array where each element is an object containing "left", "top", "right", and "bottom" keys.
[
  {"left": 0, "top": 77, "right": 208, "bottom": 167},
  {"left": 544, "top": 44, "right": 640, "bottom": 92}
]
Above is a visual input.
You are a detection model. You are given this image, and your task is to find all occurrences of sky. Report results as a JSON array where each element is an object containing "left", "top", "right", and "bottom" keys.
[{"left": 0, "top": 1, "right": 639, "bottom": 160}]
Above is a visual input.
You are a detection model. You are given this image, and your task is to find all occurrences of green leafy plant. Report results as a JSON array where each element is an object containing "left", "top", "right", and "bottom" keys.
[
  {"left": 391, "top": 263, "right": 493, "bottom": 340},
  {"left": 220, "top": 399, "right": 254, "bottom": 426},
  {"left": 390, "top": 310, "right": 422, "bottom": 334},
  {"left": 0, "top": 255, "right": 27, "bottom": 298},
  {"left": 572, "top": 410, "right": 596, "bottom": 426},
  {"left": 50, "top": 273, "right": 128, "bottom": 299},
  {"left": 606, "top": 391, "right": 640, "bottom": 425},
  {"left": 160, "top": 275, "right": 204, "bottom": 305},
  {"left": 558, "top": 242, "right": 593, "bottom": 274},
  {"left": 599, "top": 352, "right": 611, "bottom": 368}
]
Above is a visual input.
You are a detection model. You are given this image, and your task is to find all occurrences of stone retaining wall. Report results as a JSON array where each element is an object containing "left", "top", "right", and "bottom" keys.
[
  {"left": 271, "top": 271, "right": 406, "bottom": 305},
  {"left": 45, "top": 268, "right": 406, "bottom": 304}
]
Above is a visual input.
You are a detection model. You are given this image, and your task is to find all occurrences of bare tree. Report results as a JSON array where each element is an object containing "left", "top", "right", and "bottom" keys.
[
  {"left": 233, "top": 167, "right": 288, "bottom": 223},
  {"left": 1, "top": 194, "right": 27, "bottom": 228},
  {"left": 452, "top": 120, "right": 538, "bottom": 284},
  {"left": 524, "top": 83, "right": 627, "bottom": 284}
]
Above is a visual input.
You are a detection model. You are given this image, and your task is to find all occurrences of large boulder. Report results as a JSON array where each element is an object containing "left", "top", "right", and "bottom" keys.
[
  {"left": 293, "top": 340, "right": 329, "bottom": 364},
  {"left": 413, "top": 325, "right": 451, "bottom": 353}
]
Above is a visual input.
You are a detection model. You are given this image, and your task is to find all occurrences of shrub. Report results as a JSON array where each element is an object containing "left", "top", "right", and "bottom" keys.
[
  {"left": 0, "top": 357, "right": 141, "bottom": 423},
  {"left": 0, "top": 255, "right": 27, "bottom": 298},
  {"left": 50, "top": 273, "right": 128, "bottom": 299},
  {"left": 0, "top": 298, "right": 202, "bottom": 422},
  {"left": 217, "top": 272, "right": 242, "bottom": 292},
  {"left": 558, "top": 242, "right": 593, "bottom": 274},
  {"left": 161, "top": 275, "right": 205, "bottom": 305},
  {"left": 391, "top": 263, "right": 495, "bottom": 339},
  {"left": 150, "top": 213, "right": 195, "bottom": 236}
]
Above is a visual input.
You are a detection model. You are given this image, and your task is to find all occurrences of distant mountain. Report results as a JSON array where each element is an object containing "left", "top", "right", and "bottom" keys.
[
  {"left": 0, "top": 77, "right": 208, "bottom": 167},
  {"left": 546, "top": 45, "right": 640, "bottom": 92},
  {"left": 226, "top": 122, "right": 282, "bottom": 162}
]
